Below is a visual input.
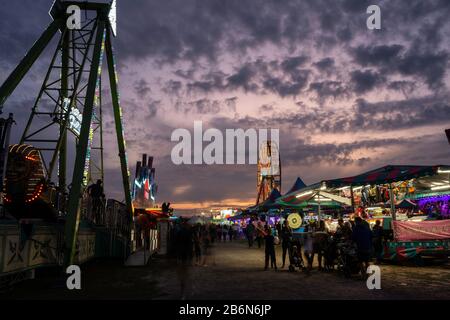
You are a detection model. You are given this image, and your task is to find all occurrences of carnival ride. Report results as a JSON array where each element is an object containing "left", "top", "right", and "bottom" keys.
[
  {"left": 0, "top": 0, "right": 132, "bottom": 266},
  {"left": 256, "top": 140, "right": 281, "bottom": 204}
]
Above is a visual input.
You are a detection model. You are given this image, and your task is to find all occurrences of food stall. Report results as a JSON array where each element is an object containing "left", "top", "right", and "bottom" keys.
[{"left": 277, "top": 165, "right": 450, "bottom": 262}]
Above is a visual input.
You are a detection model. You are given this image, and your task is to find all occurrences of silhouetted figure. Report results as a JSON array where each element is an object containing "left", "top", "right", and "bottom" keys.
[
  {"left": 264, "top": 225, "right": 277, "bottom": 270},
  {"left": 87, "top": 179, "right": 104, "bottom": 224}
]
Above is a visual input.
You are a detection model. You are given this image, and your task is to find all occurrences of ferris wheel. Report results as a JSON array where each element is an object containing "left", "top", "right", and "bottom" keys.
[{"left": 256, "top": 140, "right": 281, "bottom": 204}]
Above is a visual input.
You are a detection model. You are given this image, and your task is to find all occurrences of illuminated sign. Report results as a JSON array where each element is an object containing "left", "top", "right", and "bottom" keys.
[
  {"left": 109, "top": 0, "right": 117, "bottom": 36},
  {"left": 62, "top": 98, "right": 82, "bottom": 136}
]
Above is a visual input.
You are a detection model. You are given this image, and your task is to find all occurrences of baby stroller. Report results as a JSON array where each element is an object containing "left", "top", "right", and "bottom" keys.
[
  {"left": 323, "top": 236, "right": 339, "bottom": 271},
  {"left": 336, "top": 241, "right": 360, "bottom": 278},
  {"left": 288, "top": 239, "right": 305, "bottom": 272}
]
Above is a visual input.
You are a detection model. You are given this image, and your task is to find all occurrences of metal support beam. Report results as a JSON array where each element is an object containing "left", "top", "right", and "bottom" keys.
[
  {"left": 64, "top": 21, "right": 106, "bottom": 267},
  {"left": 105, "top": 27, "right": 134, "bottom": 219},
  {"left": 0, "top": 19, "right": 61, "bottom": 111},
  {"left": 389, "top": 183, "right": 396, "bottom": 221},
  {"left": 59, "top": 29, "right": 69, "bottom": 189}
]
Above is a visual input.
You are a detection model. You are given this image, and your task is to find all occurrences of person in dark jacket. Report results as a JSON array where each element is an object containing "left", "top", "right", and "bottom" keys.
[
  {"left": 372, "top": 220, "right": 383, "bottom": 264},
  {"left": 245, "top": 222, "right": 255, "bottom": 248},
  {"left": 228, "top": 225, "right": 234, "bottom": 242},
  {"left": 280, "top": 220, "right": 292, "bottom": 268},
  {"left": 352, "top": 217, "right": 372, "bottom": 273},
  {"left": 264, "top": 225, "right": 277, "bottom": 270}
]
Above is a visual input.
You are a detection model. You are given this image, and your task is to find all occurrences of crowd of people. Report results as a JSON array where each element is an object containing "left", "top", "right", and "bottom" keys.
[
  {"left": 241, "top": 216, "right": 384, "bottom": 276},
  {"left": 170, "top": 221, "right": 244, "bottom": 267}
]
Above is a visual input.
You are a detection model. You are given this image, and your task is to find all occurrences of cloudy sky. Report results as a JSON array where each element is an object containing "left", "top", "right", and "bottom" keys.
[{"left": 1, "top": 0, "right": 449, "bottom": 211}]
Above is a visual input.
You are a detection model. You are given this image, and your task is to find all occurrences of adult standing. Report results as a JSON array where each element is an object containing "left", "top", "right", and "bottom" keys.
[
  {"left": 280, "top": 220, "right": 292, "bottom": 268},
  {"left": 264, "top": 225, "right": 277, "bottom": 270},
  {"left": 222, "top": 224, "right": 228, "bottom": 242},
  {"left": 372, "top": 220, "right": 383, "bottom": 264},
  {"left": 217, "top": 224, "right": 222, "bottom": 243},
  {"left": 245, "top": 222, "right": 255, "bottom": 248},
  {"left": 87, "top": 179, "right": 105, "bottom": 224},
  {"left": 352, "top": 217, "right": 373, "bottom": 275},
  {"left": 303, "top": 222, "right": 315, "bottom": 272},
  {"left": 256, "top": 219, "right": 265, "bottom": 249},
  {"left": 175, "top": 221, "right": 194, "bottom": 299}
]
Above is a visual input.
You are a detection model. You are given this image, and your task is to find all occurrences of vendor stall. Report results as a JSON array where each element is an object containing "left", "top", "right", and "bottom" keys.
[{"left": 277, "top": 164, "right": 450, "bottom": 262}]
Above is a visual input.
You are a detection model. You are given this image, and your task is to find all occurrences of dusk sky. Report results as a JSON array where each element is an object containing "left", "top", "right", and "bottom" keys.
[{"left": 1, "top": 0, "right": 449, "bottom": 212}]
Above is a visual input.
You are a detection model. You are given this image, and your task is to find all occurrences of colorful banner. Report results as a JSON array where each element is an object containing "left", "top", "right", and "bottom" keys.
[{"left": 393, "top": 220, "right": 450, "bottom": 241}]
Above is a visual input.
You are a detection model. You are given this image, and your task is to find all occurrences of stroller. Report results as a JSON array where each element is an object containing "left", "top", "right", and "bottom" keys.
[
  {"left": 336, "top": 241, "right": 361, "bottom": 278},
  {"left": 322, "top": 236, "right": 339, "bottom": 271},
  {"left": 288, "top": 239, "right": 305, "bottom": 272}
]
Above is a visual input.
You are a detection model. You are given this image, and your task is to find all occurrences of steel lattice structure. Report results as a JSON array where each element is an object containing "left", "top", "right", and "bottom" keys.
[{"left": 0, "top": 0, "right": 132, "bottom": 266}]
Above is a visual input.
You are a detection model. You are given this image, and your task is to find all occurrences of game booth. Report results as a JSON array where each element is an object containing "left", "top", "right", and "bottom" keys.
[{"left": 277, "top": 165, "right": 450, "bottom": 263}]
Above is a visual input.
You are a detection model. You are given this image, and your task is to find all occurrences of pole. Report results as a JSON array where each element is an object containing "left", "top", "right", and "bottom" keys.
[
  {"left": 59, "top": 28, "right": 69, "bottom": 190},
  {"left": 350, "top": 186, "right": 355, "bottom": 213},
  {"left": 317, "top": 193, "right": 321, "bottom": 221},
  {"left": 0, "top": 19, "right": 61, "bottom": 111},
  {"left": 64, "top": 21, "right": 106, "bottom": 267},
  {"left": 389, "top": 183, "right": 396, "bottom": 221},
  {"left": 105, "top": 27, "right": 133, "bottom": 219}
]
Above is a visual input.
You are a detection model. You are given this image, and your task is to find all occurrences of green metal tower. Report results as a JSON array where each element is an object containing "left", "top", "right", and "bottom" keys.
[{"left": 0, "top": 0, "right": 133, "bottom": 266}]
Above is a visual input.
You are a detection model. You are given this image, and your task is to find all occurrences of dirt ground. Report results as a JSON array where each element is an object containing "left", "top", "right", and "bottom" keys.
[{"left": 1, "top": 240, "right": 450, "bottom": 300}]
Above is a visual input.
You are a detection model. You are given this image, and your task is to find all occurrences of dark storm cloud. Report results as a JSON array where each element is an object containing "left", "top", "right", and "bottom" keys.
[
  {"left": 351, "top": 44, "right": 404, "bottom": 67},
  {"left": 397, "top": 51, "right": 449, "bottom": 90},
  {"left": 282, "top": 137, "right": 408, "bottom": 167},
  {"left": 183, "top": 57, "right": 312, "bottom": 98},
  {"left": 262, "top": 71, "right": 309, "bottom": 97},
  {"left": 313, "top": 57, "right": 335, "bottom": 73},
  {"left": 280, "top": 56, "right": 309, "bottom": 73},
  {"left": 224, "top": 94, "right": 450, "bottom": 134},
  {"left": 187, "top": 71, "right": 228, "bottom": 93},
  {"left": 1, "top": 0, "right": 450, "bottom": 208},
  {"left": 308, "top": 81, "right": 350, "bottom": 102},
  {"left": 351, "top": 45, "right": 449, "bottom": 90},
  {"left": 350, "top": 69, "right": 385, "bottom": 94},
  {"left": 387, "top": 80, "right": 417, "bottom": 97}
]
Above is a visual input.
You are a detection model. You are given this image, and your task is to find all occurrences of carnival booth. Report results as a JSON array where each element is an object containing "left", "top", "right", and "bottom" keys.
[{"left": 279, "top": 165, "right": 450, "bottom": 262}]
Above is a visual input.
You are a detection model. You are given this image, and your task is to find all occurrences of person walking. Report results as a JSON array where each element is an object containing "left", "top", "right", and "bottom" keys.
[
  {"left": 264, "top": 225, "right": 277, "bottom": 270},
  {"left": 280, "top": 220, "right": 292, "bottom": 268}
]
